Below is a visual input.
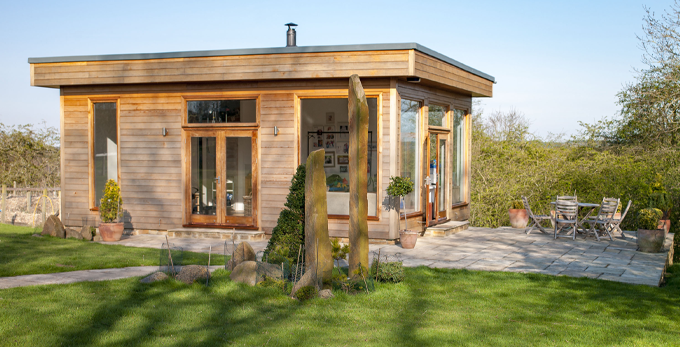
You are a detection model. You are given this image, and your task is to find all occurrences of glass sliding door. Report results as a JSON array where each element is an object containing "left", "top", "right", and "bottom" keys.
[
  {"left": 426, "top": 132, "right": 449, "bottom": 226},
  {"left": 186, "top": 129, "right": 257, "bottom": 227},
  {"left": 452, "top": 110, "right": 465, "bottom": 205},
  {"left": 438, "top": 137, "right": 447, "bottom": 219}
]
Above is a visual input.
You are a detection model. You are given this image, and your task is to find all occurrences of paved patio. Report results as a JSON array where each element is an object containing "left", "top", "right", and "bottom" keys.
[
  {"left": 371, "top": 227, "right": 674, "bottom": 287},
  {"left": 106, "top": 226, "right": 674, "bottom": 287}
]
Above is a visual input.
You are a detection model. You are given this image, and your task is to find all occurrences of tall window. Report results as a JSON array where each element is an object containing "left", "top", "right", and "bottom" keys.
[
  {"left": 452, "top": 109, "right": 465, "bottom": 205},
  {"left": 93, "top": 102, "right": 117, "bottom": 207},
  {"left": 400, "top": 99, "right": 420, "bottom": 214}
]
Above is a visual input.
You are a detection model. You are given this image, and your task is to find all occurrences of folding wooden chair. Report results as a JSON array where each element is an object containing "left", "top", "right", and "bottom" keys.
[
  {"left": 582, "top": 197, "right": 619, "bottom": 241},
  {"left": 554, "top": 198, "right": 579, "bottom": 240},
  {"left": 606, "top": 200, "right": 631, "bottom": 239},
  {"left": 522, "top": 196, "right": 552, "bottom": 234}
]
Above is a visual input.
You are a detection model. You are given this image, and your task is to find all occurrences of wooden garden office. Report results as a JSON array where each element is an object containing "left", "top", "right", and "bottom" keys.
[{"left": 29, "top": 42, "right": 494, "bottom": 241}]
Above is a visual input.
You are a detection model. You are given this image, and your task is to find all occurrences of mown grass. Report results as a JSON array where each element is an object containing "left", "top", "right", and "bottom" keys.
[
  {"left": 0, "top": 224, "right": 225, "bottom": 277},
  {"left": 1, "top": 265, "right": 679, "bottom": 346}
]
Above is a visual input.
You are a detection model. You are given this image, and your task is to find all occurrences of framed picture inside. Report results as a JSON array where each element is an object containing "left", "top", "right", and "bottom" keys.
[
  {"left": 326, "top": 112, "right": 335, "bottom": 124},
  {"left": 338, "top": 123, "right": 349, "bottom": 132},
  {"left": 325, "top": 125, "right": 335, "bottom": 133},
  {"left": 324, "top": 152, "right": 335, "bottom": 167},
  {"left": 337, "top": 155, "right": 349, "bottom": 165},
  {"left": 340, "top": 166, "right": 348, "bottom": 173},
  {"left": 338, "top": 141, "right": 349, "bottom": 154},
  {"left": 325, "top": 140, "right": 335, "bottom": 149}
]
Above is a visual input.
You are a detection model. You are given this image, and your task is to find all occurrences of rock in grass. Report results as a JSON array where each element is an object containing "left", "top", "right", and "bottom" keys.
[
  {"left": 227, "top": 241, "right": 256, "bottom": 270},
  {"left": 140, "top": 272, "right": 168, "bottom": 283},
  {"left": 80, "top": 225, "right": 93, "bottom": 241},
  {"left": 230, "top": 261, "right": 284, "bottom": 286},
  {"left": 65, "top": 228, "right": 84, "bottom": 240},
  {"left": 176, "top": 265, "right": 209, "bottom": 284},
  {"left": 318, "top": 289, "right": 334, "bottom": 299},
  {"left": 41, "top": 215, "right": 65, "bottom": 238}
]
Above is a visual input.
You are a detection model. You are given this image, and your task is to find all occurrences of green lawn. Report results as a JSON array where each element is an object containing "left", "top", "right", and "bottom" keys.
[
  {"left": 1, "top": 265, "right": 679, "bottom": 346},
  {"left": 0, "top": 224, "right": 225, "bottom": 277}
]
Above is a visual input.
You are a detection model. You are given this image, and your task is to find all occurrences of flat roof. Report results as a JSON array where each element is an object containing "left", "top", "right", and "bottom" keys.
[{"left": 28, "top": 43, "right": 495, "bottom": 83}]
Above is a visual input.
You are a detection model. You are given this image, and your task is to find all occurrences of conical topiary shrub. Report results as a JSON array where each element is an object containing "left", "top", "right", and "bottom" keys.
[{"left": 264, "top": 164, "right": 305, "bottom": 264}]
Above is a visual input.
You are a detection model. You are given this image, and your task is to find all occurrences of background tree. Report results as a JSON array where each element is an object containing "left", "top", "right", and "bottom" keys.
[{"left": 0, "top": 122, "right": 60, "bottom": 187}]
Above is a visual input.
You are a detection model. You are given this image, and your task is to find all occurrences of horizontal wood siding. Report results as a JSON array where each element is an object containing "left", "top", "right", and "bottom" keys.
[
  {"left": 34, "top": 51, "right": 410, "bottom": 87},
  {"left": 61, "top": 97, "right": 92, "bottom": 226},
  {"left": 413, "top": 51, "right": 493, "bottom": 97}
]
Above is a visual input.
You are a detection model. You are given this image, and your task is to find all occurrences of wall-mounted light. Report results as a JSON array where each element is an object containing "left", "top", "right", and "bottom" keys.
[
  {"left": 162, "top": 127, "right": 167, "bottom": 136},
  {"left": 274, "top": 126, "right": 279, "bottom": 136},
  {"left": 406, "top": 77, "right": 421, "bottom": 83}
]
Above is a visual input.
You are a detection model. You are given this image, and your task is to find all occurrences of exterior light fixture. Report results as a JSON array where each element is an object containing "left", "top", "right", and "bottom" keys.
[
  {"left": 162, "top": 127, "right": 167, "bottom": 136},
  {"left": 274, "top": 126, "right": 279, "bottom": 136}
]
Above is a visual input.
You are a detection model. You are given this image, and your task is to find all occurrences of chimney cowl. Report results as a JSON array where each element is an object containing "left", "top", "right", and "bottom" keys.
[{"left": 285, "top": 23, "right": 297, "bottom": 47}]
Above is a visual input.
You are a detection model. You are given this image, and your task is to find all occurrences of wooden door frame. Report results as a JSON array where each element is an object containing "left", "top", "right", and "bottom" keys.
[
  {"left": 425, "top": 130, "right": 449, "bottom": 226},
  {"left": 182, "top": 128, "right": 259, "bottom": 228}
]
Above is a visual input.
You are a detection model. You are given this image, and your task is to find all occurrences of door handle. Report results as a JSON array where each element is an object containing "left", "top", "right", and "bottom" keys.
[{"left": 216, "top": 177, "right": 220, "bottom": 184}]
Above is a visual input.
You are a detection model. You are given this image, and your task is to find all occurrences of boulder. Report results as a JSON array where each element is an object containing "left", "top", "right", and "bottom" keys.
[
  {"left": 140, "top": 272, "right": 168, "bottom": 283},
  {"left": 80, "top": 225, "right": 93, "bottom": 241},
  {"left": 318, "top": 289, "right": 334, "bottom": 299},
  {"left": 65, "top": 228, "right": 84, "bottom": 240},
  {"left": 230, "top": 261, "right": 284, "bottom": 286},
  {"left": 41, "top": 215, "right": 65, "bottom": 238},
  {"left": 227, "top": 241, "right": 256, "bottom": 270},
  {"left": 176, "top": 265, "right": 209, "bottom": 284}
]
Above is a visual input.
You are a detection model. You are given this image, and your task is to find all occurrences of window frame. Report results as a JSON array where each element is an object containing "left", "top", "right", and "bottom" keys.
[
  {"left": 88, "top": 98, "right": 121, "bottom": 211},
  {"left": 181, "top": 95, "right": 260, "bottom": 128},
  {"left": 427, "top": 103, "right": 449, "bottom": 130},
  {"left": 296, "top": 92, "right": 382, "bottom": 221},
  {"left": 451, "top": 108, "right": 469, "bottom": 208},
  {"left": 399, "top": 98, "right": 423, "bottom": 217}
]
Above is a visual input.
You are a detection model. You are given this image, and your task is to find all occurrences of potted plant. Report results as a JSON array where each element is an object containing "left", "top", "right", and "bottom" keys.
[
  {"left": 99, "top": 179, "right": 124, "bottom": 242},
  {"left": 648, "top": 174, "right": 672, "bottom": 234},
  {"left": 636, "top": 208, "right": 664, "bottom": 253},
  {"left": 386, "top": 176, "right": 416, "bottom": 249},
  {"left": 508, "top": 199, "right": 528, "bottom": 229}
]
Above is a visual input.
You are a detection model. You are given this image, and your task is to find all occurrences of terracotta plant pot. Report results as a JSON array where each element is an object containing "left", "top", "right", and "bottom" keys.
[
  {"left": 399, "top": 231, "right": 419, "bottom": 249},
  {"left": 508, "top": 209, "right": 529, "bottom": 229},
  {"left": 99, "top": 222, "right": 124, "bottom": 242},
  {"left": 636, "top": 228, "right": 665, "bottom": 253},
  {"left": 658, "top": 219, "right": 670, "bottom": 235}
]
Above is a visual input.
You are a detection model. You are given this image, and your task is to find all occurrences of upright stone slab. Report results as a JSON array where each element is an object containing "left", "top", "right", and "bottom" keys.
[
  {"left": 291, "top": 149, "right": 332, "bottom": 294},
  {"left": 348, "top": 74, "right": 369, "bottom": 276}
]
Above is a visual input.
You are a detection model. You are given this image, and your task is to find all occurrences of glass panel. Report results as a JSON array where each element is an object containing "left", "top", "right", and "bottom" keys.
[
  {"left": 438, "top": 138, "right": 446, "bottom": 213},
  {"left": 299, "top": 98, "right": 378, "bottom": 216},
  {"left": 93, "top": 103, "right": 117, "bottom": 207},
  {"left": 452, "top": 110, "right": 465, "bottom": 204},
  {"left": 429, "top": 133, "right": 437, "bottom": 219},
  {"left": 187, "top": 100, "right": 256, "bottom": 124},
  {"left": 225, "top": 137, "right": 252, "bottom": 217},
  {"left": 400, "top": 99, "right": 420, "bottom": 214},
  {"left": 191, "top": 137, "right": 217, "bottom": 215},
  {"left": 428, "top": 105, "right": 447, "bottom": 127}
]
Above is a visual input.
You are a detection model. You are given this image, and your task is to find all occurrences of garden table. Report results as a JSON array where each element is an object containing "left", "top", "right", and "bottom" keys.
[{"left": 550, "top": 202, "right": 600, "bottom": 235}]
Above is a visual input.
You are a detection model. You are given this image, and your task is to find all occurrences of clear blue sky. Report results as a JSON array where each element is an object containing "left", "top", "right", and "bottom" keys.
[{"left": 0, "top": 0, "right": 673, "bottom": 137}]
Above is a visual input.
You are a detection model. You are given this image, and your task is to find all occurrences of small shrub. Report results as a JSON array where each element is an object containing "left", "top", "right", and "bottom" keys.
[
  {"left": 295, "top": 285, "right": 317, "bottom": 301},
  {"left": 371, "top": 261, "right": 404, "bottom": 283},
  {"left": 99, "top": 179, "right": 122, "bottom": 223},
  {"left": 257, "top": 276, "right": 287, "bottom": 292},
  {"left": 638, "top": 208, "right": 663, "bottom": 230},
  {"left": 264, "top": 165, "right": 305, "bottom": 261},
  {"left": 510, "top": 200, "right": 524, "bottom": 210}
]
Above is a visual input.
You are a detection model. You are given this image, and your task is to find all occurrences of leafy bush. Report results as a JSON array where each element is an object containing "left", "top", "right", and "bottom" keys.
[
  {"left": 386, "top": 176, "right": 414, "bottom": 198},
  {"left": 371, "top": 261, "right": 404, "bottom": 283},
  {"left": 294, "top": 285, "right": 317, "bottom": 301},
  {"left": 257, "top": 276, "right": 287, "bottom": 292},
  {"left": 638, "top": 208, "right": 663, "bottom": 230},
  {"left": 264, "top": 165, "right": 305, "bottom": 262},
  {"left": 99, "top": 179, "right": 122, "bottom": 223},
  {"left": 0, "top": 122, "right": 60, "bottom": 188}
]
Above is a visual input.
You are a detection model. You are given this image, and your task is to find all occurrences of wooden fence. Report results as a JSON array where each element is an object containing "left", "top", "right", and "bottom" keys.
[{"left": 0, "top": 183, "right": 61, "bottom": 225}]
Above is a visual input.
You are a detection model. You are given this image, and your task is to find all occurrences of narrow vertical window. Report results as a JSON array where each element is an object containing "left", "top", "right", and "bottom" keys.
[
  {"left": 93, "top": 102, "right": 117, "bottom": 206},
  {"left": 400, "top": 99, "right": 420, "bottom": 214},
  {"left": 452, "top": 109, "right": 465, "bottom": 205}
]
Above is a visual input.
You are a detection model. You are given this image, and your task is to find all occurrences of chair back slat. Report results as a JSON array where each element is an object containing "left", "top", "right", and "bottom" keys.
[
  {"left": 557, "top": 195, "right": 577, "bottom": 202},
  {"left": 521, "top": 196, "right": 534, "bottom": 217},
  {"left": 596, "top": 197, "right": 619, "bottom": 221},
  {"left": 555, "top": 199, "right": 578, "bottom": 220}
]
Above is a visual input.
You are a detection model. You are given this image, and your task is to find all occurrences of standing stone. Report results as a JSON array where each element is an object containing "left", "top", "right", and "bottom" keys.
[
  {"left": 41, "top": 215, "right": 65, "bottom": 238},
  {"left": 348, "top": 74, "right": 369, "bottom": 276},
  {"left": 291, "top": 149, "right": 332, "bottom": 294},
  {"left": 80, "top": 225, "right": 93, "bottom": 241}
]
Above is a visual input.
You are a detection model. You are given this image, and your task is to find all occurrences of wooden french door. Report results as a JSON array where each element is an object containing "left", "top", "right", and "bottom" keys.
[
  {"left": 426, "top": 131, "right": 448, "bottom": 226},
  {"left": 184, "top": 129, "right": 258, "bottom": 227}
]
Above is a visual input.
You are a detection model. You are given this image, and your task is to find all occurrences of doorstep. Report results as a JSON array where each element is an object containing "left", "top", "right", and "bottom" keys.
[
  {"left": 132, "top": 228, "right": 266, "bottom": 241},
  {"left": 423, "top": 220, "right": 469, "bottom": 237}
]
